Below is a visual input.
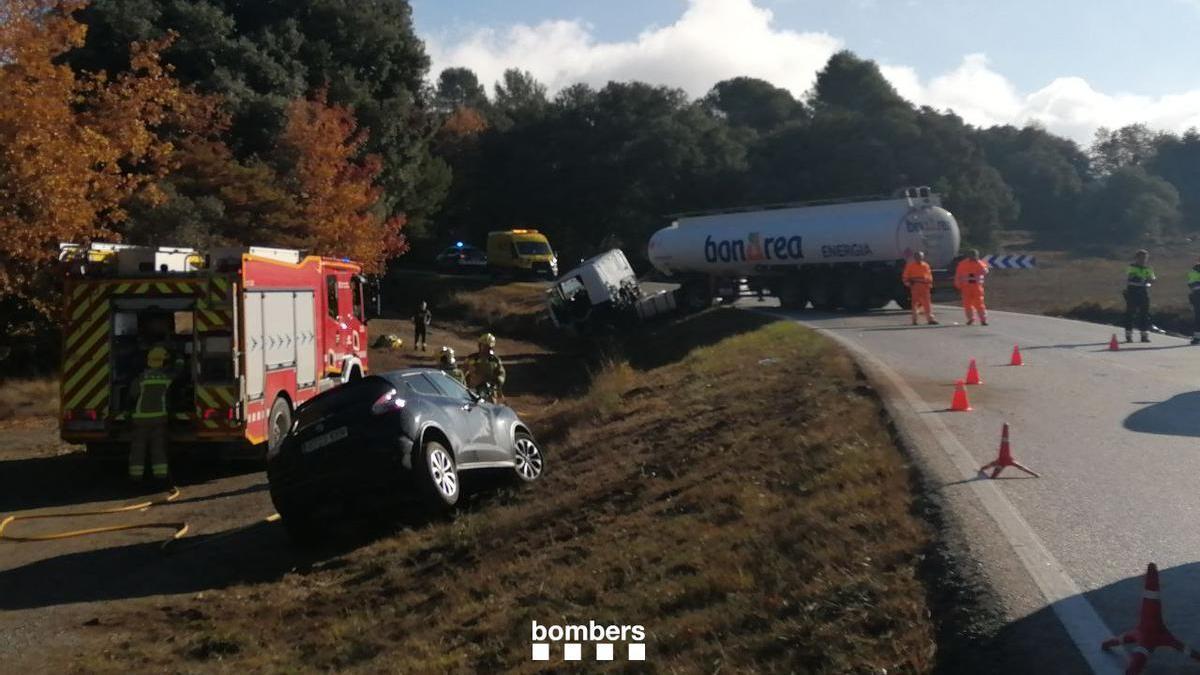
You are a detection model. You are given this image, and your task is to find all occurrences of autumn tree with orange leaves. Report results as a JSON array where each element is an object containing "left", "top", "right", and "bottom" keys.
[
  {"left": 0, "top": 0, "right": 217, "bottom": 307},
  {"left": 277, "top": 92, "right": 407, "bottom": 274}
]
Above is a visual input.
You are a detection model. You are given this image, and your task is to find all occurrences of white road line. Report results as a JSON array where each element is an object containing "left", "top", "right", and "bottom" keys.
[{"left": 788, "top": 315, "right": 1125, "bottom": 675}]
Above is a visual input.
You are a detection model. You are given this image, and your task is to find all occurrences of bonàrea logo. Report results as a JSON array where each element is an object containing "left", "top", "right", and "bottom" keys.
[
  {"left": 704, "top": 233, "right": 804, "bottom": 263},
  {"left": 530, "top": 620, "right": 647, "bottom": 662}
]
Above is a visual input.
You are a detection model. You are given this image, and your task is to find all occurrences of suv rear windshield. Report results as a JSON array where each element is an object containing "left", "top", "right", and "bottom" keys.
[{"left": 295, "top": 376, "right": 392, "bottom": 431}]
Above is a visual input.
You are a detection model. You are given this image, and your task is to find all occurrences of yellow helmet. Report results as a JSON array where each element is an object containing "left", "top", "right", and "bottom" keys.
[
  {"left": 146, "top": 346, "right": 169, "bottom": 368},
  {"left": 479, "top": 333, "right": 496, "bottom": 348}
]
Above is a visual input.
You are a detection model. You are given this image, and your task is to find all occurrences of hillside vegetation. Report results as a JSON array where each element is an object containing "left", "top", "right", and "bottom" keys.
[{"left": 70, "top": 311, "right": 943, "bottom": 674}]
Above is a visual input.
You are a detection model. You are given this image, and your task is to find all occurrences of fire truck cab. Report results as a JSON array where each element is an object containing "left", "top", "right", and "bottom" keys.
[{"left": 58, "top": 243, "right": 376, "bottom": 458}]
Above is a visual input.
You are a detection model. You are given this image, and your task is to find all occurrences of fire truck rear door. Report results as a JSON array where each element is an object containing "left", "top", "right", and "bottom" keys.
[{"left": 244, "top": 291, "right": 264, "bottom": 400}]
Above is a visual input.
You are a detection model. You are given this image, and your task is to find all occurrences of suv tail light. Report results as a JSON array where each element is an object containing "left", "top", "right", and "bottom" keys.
[{"left": 370, "top": 389, "right": 406, "bottom": 415}]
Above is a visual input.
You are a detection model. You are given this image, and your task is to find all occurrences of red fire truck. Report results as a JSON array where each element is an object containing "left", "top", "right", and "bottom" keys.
[{"left": 58, "top": 243, "right": 375, "bottom": 458}]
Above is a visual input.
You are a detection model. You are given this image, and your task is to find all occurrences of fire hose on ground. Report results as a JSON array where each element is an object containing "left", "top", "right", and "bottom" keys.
[{"left": 0, "top": 487, "right": 280, "bottom": 551}]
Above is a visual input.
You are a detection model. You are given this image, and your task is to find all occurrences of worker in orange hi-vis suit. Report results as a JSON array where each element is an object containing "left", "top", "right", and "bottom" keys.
[
  {"left": 954, "top": 249, "right": 990, "bottom": 326},
  {"left": 902, "top": 251, "right": 938, "bottom": 325}
]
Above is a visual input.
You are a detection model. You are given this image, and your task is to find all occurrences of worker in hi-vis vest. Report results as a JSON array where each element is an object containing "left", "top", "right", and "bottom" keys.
[
  {"left": 1124, "top": 249, "right": 1156, "bottom": 343},
  {"left": 1188, "top": 256, "right": 1200, "bottom": 345},
  {"left": 954, "top": 249, "right": 990, "bottom": 326},
  {"left": 902, "top": 251, "right": 938, "bottom": 326},
  {"left": 128, "top": 346, "right": 179, "bottom": 482}
]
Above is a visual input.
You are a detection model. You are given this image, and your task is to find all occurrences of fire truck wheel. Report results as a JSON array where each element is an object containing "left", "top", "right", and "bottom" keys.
[{"left": 267, "top": 396, "right": 293, "bottom": 456}]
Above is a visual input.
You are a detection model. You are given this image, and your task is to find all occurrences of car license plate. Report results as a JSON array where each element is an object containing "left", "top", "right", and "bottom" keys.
[{"left": 302, "top": 427, "right": 348, "bottom": 454}]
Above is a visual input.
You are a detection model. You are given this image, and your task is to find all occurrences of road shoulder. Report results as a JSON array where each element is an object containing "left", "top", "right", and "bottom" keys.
[{"left": 793, "top": 316, "right": 1103, "bottom": 675}]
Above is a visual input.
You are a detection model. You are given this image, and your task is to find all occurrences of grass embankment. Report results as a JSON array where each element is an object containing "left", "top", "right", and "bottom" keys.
[
  {"left": 78, "top": 310, "right": 937, "bottom": 673},
  {"left": 380, "top": 270, "right": 557, "bottom": 346},
  {"left": 0, "top": 378, "right": 57, "bottom": 423}
]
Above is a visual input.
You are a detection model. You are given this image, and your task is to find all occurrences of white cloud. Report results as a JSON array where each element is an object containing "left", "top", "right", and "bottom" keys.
[
  {"left": 889, "top": 55, "right": 1200, "bottom": 144},
  {"left": 424, "top": 0, "right": 1200, "bottom": 146},
  {"left": 425, "top": 0, "right": 841, "bottom": 100}
]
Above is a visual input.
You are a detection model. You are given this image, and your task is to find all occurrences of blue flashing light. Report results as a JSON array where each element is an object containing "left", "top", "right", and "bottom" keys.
[
  {"left": 342, "top": 257, "right": 350, "bottom": 262},
  {"left": 456, "top": 241, "right": 464, "bottom": 248}
]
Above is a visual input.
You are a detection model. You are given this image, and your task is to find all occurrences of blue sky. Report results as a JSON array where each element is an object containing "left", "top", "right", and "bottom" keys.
[{"left": 412, "top": 0, "right": 1200, "bottom": 143}]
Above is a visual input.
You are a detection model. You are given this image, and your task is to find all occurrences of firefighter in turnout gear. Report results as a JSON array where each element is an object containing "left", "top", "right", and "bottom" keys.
[
  {"left": 1124, "top": 249, "right": 1156, "bottom": 343},
  {"left": 128, "top": 346, "right": 179, "bottom": 483},
  {"left": 466, "top": 333, "right": 506, "bottom": 403},
  {"left": 1188, "top": 257, "right": 1200, "bottom": 344},
  {"left": 902, "top": 251, "right": 938, "bottom": 325},
  {"left": 439, "top": 346, "right": 467, "bottom": 386},
  {"left": 954, "top": 249, "right": 990, "bottom": 326}
]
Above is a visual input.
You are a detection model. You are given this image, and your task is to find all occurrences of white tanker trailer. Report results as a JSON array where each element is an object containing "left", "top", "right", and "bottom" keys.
[{"left": 647, "top": 187, "right": 961, "bottom": 311}]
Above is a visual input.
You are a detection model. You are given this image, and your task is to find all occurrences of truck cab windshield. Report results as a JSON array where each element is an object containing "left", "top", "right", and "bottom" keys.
[{"left": 516, "top": 241, "right": 552, "bottom": 256}]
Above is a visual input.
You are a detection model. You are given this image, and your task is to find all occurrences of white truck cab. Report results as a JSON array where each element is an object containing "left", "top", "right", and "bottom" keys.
[{"left": 547, "top": 249, "right": 676, "bottom": 332}]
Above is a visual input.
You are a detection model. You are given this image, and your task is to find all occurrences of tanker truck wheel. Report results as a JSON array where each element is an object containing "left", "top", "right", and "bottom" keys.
[
  {"left": 680, "top": 279, "right": 714, "bottom": 313},
  {"left": 807, "top": 276, "right": 839, "bottom": 311},
  {"left": 839, "top": 271, "right": 871, "bottom": 312},
  {"left": 776, "top": 280, "right": 809, "bottom": 310}
]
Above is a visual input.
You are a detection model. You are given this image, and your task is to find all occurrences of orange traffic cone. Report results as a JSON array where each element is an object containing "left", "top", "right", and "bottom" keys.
[
  {"left": 1101, "top": 563, "right": 1200, "bottom": 673},
  {"left": 979, "top": 423, "right": 1039, "bottom": 478},
  {"left": 1009, "top": 344, "right": 1024, "bottom": 366},
  {"left": 949, "top": 379, "right": 972, "bottom": 411},
  {"left": 1109, "top": 333, "right": 1121, "bottom": 351},
  {"left": 965, "top": 358, "right": 983, "bottom": 385}
]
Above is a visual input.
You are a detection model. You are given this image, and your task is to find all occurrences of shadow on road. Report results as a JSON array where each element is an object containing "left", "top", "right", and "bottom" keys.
[
  {"left": 1095, "top": 344, "right": 1191, "bottom": 352},
  {"left": 936, "top": 557, "right": 1200, "bottom": 672},
  {"left": 1020, "top": 342, "right": 1110, "bottom": 350},
  {"left": 0, "top": 520, "right": 307, "bottom": 611},
  {"left": 0, "top": 452, "right": 261, "bottom": 514},
  {"left": 850, "top": 324, "right": 963, "bottom": 332},
  {"left": 1124, "top": 392, "right": 1200, "bottom": 437}
]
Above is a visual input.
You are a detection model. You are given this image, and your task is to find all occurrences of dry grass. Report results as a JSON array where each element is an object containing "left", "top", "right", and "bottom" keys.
[
  {"left": 0, "top": 378, "right": 58, "bottom": 422},
  {"left": 445, "top": 282, "right": 558, "bottom": 343},
  {"left": 74, "top": 311, "right": 937, "bottom": 674},
  {"left": 985, "top": 237, "right": 1200, "bottom": 315}
]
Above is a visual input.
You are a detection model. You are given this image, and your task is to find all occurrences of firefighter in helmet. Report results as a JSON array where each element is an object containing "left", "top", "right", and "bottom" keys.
[
  {"left": 466, "top": 333, "right": 506, "bottom": 402},
  {"left": 128, "top": 346, "right": 180, "bottom": 483},
  {"left": 440, "top": 346, "right": 467, "bottom": 386}
]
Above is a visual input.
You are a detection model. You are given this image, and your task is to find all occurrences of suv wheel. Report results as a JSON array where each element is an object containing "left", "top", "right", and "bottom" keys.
[
  {"left": 512, "top": 432, "right": 545, "bottom": 482},
  {"left": 417, "top": 440, "right": 459, "bottom": 508},
  {"left": 270, "top": 491, "right": 323, "bottom": 546}
]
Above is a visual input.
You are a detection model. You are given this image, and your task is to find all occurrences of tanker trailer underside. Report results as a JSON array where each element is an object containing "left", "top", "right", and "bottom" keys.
[{"left": 682, "top": 262, "right": 910, "bottom": 312}]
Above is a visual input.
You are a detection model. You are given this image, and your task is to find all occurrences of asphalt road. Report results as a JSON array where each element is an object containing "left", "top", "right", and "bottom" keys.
[{"left": 765, "top": 301, "right": 1200, "bottom": 675}]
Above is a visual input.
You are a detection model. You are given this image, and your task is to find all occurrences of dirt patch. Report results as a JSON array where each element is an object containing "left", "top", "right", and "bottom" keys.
[
  {"left": 0, "top": 378, "right": 58, "bottom": 423},
  {"left": 55, "top": 311, "right": 941, "bottom": 673}
]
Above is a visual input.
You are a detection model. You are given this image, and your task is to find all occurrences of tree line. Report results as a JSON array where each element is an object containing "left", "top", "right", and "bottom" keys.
[
  {"left": 2, "top": 0, "right": 1198, "bottom": 366},
  {"left": 432, "top": 59, "right": 1199, "bottom": 267}
]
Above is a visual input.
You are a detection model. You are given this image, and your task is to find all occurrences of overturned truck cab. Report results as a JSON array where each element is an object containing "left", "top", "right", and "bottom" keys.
[{"left": 546, "top": 249, "right": 677, "bottom": 333}]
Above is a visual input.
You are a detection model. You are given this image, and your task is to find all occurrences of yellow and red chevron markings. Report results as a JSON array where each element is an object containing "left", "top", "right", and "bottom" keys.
[
  {"left": 62, "top": 283, "right": 116, "bottom": 416},
  {"left": 195, "top": 276, "right": 234, "bottom": 332},
  {"left": 61, "top": 276, "right": 238, "bottom": 422}
]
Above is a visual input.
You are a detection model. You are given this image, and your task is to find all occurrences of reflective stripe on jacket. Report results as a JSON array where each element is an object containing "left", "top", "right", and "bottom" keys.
[
  {"left": 132, "top": 368, "right": 173, "bottom": 419},
  {"left": 1127, "top": 264, "right": 1156, "bottom": 288}
]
